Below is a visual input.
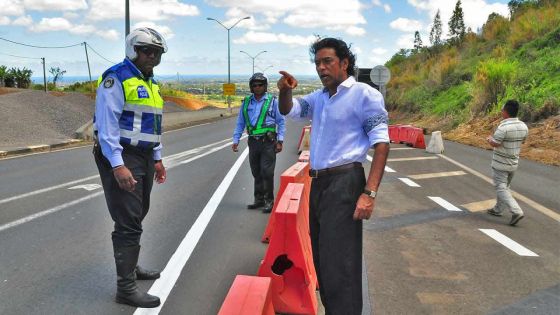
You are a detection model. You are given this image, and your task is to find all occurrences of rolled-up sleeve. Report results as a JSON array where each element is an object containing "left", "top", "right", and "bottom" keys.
[
  {"left": 286, "top": 91, "right": 316, "bottom": 122},
  {"left": 362, "top": 89, "right": 389, "bottom": 147}
]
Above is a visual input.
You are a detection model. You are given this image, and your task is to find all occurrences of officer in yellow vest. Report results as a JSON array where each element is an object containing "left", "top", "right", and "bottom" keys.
[
  {"left": 232, "top": 73, "right": 286, "bottom": 213},
  {"left": 92, "top": 27, "right": 167, "bottom": 308}
]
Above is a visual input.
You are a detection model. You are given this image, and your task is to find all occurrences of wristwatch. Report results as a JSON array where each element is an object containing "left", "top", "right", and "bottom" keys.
[{"left": 363, "top": 188, "right": 377, "bottom": 198}]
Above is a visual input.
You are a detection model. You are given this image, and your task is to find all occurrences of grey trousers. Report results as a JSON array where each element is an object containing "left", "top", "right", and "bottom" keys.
[{"left": 492, "top": 168, "right": 523, "bottom": 215}]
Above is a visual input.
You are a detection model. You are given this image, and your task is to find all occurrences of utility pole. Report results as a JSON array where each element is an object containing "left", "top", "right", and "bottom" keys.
[
  {"left": 83, "top": 42, "right": 94, "bottom": 93},
  {"left": 41, "top": 57, "right": 47, "bottom": 93},
  {"left": 125, "top": 0, "right": 130, "bottom": 36}
]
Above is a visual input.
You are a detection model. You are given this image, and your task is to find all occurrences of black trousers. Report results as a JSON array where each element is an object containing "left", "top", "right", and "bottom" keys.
[
  {"left": 309, "top": 167, "right": 366, "bottom": 315},
  {"left": 94, "top": 144, "right": 155, "bottom": 248},
  {"left": 248, "top": 137, "right": 276, "bottom": 202}
]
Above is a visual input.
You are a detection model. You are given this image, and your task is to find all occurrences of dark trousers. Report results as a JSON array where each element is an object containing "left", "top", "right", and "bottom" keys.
[
  {"left": 94, "top": 144, "right": 155, "bottom": 248},
  {"left": 248, "top": 137, "right": 276, "bottom": 202},
  {"left": 309, "top": 167, "right": 366, "bottom": 315}
]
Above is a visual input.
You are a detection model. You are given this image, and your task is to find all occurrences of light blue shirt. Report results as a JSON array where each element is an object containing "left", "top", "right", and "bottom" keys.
[
  {"left": 232, "top": 93, "right": 286, "bottom": 144},
  {"left": 94, "top": 59, "right": 162, "bottom": 167},
  {"left": 286, "top": 76, "right": 389, "bottom": 170}
]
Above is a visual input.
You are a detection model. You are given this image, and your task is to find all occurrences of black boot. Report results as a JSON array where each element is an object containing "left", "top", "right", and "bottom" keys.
[
  {"left": 247, "top": 199, "right": 265, "bottom": 209},
  {"left": 114, "top": 245, "right": 160, "bottom": 308},
  {"left": 262, "top": 200, "right": 274, "bottom": 213},
  {"left": 136, "top": 265, "right": 161, "bottom": 280}
]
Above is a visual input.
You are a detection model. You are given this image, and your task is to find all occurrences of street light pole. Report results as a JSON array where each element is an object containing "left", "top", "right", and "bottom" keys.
[
  {"left": 256, "top": 65, "right": 274, "bottom": 74},
  {"left": 239, "top": 50, "right": 267, "bottom": 75},
  {"left": 207, "top": 16, "right": 251, "bottom": 113}
]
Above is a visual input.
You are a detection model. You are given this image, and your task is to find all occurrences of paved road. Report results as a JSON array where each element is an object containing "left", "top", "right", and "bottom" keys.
[{"left": 0, "top": 118, "right": 558, "bottom": 314}]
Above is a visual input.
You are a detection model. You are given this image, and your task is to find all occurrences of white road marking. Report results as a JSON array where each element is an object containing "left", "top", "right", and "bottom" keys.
[
  {"left": 68, "top": 184, "right": 102, "bottom": 191},
  {"left": 428, "top": 196, "right": 462, "bottom": 211},
  {"left": 438, "top": 154, "right": 560, "bottom": 223},
  {"left": 134, "top": 147, "right": 249, "bottom": 315},
  {"left": 390, "top": 147, "right": 414, "bottom": 150},
  {"left": 366, "top": 155, "right": 396, "bottom": 172},
  {"left": 388, "top": 156, "right": 439, "bottom": 162},
  {"left": 398, "top": 178, "right": 421, "bottom": 187},
  {"left": 479, "top": 229, "right": 539, "bottom": 257},
  {"left": 0, "top": 175, "right": 99, "bottom": 205},
  {"left": 409, "top": 171, "right": 466, "bottom": 180}
]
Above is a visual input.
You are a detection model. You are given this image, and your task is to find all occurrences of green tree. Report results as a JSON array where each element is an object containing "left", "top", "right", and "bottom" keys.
[
  {"left": 429, "top": 9, "right": 443, "bottom": 46},
  {"left": 49, "top": 67, "right": 67, "bottom": 89},
  {"left": 448, "top": 0, "right": 466, "bottom": 42},
  {"left": 413, "top": 31, "right": 423, "bottom": 52},
  {"left": 0, "top": 65, "right": 6, "bottom": 86}
]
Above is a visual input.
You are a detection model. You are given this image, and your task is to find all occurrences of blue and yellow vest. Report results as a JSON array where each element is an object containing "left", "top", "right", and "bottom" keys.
[
  {"left": 95, "top": 59, "right": 164, "bottom": 149},
  {"left": 242, "top": 93, "right": 276, "bottom": 136}
]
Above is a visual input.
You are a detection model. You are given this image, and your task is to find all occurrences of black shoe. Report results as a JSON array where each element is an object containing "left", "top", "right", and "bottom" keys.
[
  {"left": 487, "top": 208, "right": 503, "bottom": 217},
  {"left": 136, "top": 265, "right": 160, "bottom": 280},
  {"left": 509, "top": 214, "right": 524, "bottom": 226},
  {"left": 247, "top": 200, "right": 265, "bottom": 209},
  {"left": 262, "top": 201, "right": 274, "bottom": 213}
]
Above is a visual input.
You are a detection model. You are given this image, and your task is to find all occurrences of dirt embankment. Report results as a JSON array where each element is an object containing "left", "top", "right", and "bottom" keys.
[{"left": 390, "top": 112, "right": 560, "bottom": 167}]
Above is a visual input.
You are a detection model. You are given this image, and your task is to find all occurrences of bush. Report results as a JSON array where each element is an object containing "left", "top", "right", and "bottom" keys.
[{"left": 473, "top": 58, "right": 517, "bottom": 112}]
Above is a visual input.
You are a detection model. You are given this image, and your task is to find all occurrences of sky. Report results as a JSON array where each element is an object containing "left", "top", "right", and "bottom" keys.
[{"left": 0, "top": 0, "right": 511, "bottom": 80}]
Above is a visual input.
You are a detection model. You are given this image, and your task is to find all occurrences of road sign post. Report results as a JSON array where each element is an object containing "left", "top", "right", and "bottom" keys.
[{"left": 369, "top": 65, "right": 391, "bottom": 99}]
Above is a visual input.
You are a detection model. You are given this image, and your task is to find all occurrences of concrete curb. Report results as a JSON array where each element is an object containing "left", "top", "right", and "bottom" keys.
[{"left": 0, "top": 139, "right": 87, "bottom": 158}]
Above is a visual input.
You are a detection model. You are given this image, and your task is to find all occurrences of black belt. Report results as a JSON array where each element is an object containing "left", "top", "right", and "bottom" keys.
[
  {"left": 309, "top": 162, "right": 362, "bottom": 178},
  {"left": 121, "top": 143, "right": 154, "bottom": 154}
]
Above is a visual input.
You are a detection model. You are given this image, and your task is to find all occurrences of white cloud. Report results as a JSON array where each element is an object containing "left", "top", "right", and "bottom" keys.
[
  {"left": 0, "top": 16, "right": 10, "bottom": 25},
  {"left": 408, "top": 0, "right": 509, "bottom": 37},
  {"left": 132, "top": 22, "right": 175, "bottom": 40},
  {"left": 372, "top": 48, "right": 387, "bottom": 55},
  {"left": 368, "top": 55, "right": 389, "bottom": 66},
  {"left": 208, "top": 0, "right": 367, "bottom": 36},
  {"left": 396, "top": 34, "right": 414, "bottom": 49},
  {"left": 390, "top": 17, "right": 423, "bottom": 32},
  {"left": 12, "top": 14, "right": 32, "bottom": 26},
  {"left": 383, "top": 4, "right": 392, "bottom": 13},
  {"left": 88, "top": 0, "right": 199, "bottom": 22},
  {"left": 24, "top": 0, "right": 88, "bottom": 11},
  {"left": 28, "top": 16, "right": 120, "bottom": 41},
  {"left": 353, "top": 46, "right": 363, "bottom": 55},
  {"left": 234, "top": 31, "right": 316, "bottom": 47},
  {"left": 0, "top": 0, "right": 25, "bottom": 16},
  {"left": 372, "top": 0, "right": 391, "bottom": 13},
  {"left": 63, "top": 12, "right": 79, "bottom": 19},
  {"left": 97, "top": 29, "right": 119, "bottom": 41},
  {"left": 30, "top": 17, "right": 72, "bottom": 32}
]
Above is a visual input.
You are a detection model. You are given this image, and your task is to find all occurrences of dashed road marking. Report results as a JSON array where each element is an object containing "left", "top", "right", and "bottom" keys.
[
  {"left": 399, "top": 178, "right": 421, "bottom": 187},
  {"left": 462, "top": 199, "right": 495, "bottom": 212},
  {"left": 479, "top": 229, "right": 539, "bottom": 257},
  {"left": 428, "top": 196, "right": 462, "bottom": 211},
  {"left": 409, "top": 171, "right": 466, "bottom": 180},
  {"left": 388, "top": 156, "right": 439, "bottom": 162},
  {"left": 366, "top": 155, "right": 396, "bottom": 172},
  {"left": 390, "top": 147, "right": 414, "bottom": 150}
]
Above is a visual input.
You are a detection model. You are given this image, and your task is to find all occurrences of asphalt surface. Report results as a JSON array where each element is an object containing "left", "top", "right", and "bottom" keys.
[{"left": 0, "top": 118, "right": 558, "bottom": 315}]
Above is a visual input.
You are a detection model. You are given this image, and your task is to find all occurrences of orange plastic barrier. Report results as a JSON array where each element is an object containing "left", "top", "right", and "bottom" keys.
[
  {"left": 298, "top": 150, "right": 310, "bottom": 163},
  {"left": 388, "top": 124, "right": 400, "bottom": 143},
  {"left": 257, "top": 183, "right": 318, "bottom": 315},
  {"left": 261, "top": 162, "right": 310, "bottom": 243},
  {"left": 297, "top": 126, "right": 311, "bottom": 154},
  {"left": 397, "top": 125, "right": 412, "bottom": 144},
  {"left": 405, "top": 127, "right": 426, "bottom": 149},
  {"left": 218, "top": 275, "right": 275, "bottom": 315}
]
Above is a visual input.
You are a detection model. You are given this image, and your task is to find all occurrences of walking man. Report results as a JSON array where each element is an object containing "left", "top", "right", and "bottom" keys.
[
  {"left": 232, "top": 73, "right": 286, "bottom": 213},
  {"left": 277, "top": 37, "right": 390, "bottom": 314},
  {"left": 486, "top": 99, "right": 529, "bottom": 226},
  {"left": 93, "top": 27, "right": 167, "bottom": 308}
]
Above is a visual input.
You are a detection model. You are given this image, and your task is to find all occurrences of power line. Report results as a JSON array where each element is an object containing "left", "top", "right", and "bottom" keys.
[
  {"left": 0, "top": 36, "right": 82, "bottom": 49},
  {"left": 85, "top": 43, "right": 117, "bottom": 65},
  {"left": 0, "top": 52, "right": 43, "bottom": 60}
]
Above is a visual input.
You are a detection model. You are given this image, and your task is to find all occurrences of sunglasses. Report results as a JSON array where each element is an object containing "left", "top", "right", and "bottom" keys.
[
  {"left": 251, "top": 83, "right": 265, "bottom": 88},
  {"left": 137, "top": 46, "right": 163, "bottom": 57}
]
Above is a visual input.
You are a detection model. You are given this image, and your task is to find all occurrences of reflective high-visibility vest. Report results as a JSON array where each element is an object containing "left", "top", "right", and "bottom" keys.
[
  {"left": 95, "top": 59, "right": 164, "bottom": 149},
  {"left": 242, "top": 93, "right": 276, "bottom": 136}
]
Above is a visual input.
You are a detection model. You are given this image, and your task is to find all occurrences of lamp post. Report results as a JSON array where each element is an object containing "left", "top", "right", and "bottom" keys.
[
  {"left": 256, "top": 65, "right": 274, "bottom": 74},
  {"left": 239, "top": 50, "right": 267, "bottom": 75}
]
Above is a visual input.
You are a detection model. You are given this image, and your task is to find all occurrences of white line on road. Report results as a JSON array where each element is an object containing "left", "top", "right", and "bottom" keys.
[
  {"left": 479, "top": 229, "right": 539, "bottom": 257},
  {"left": 398, "top": 178, "right": 421, "bottom": 187},
  {"left": 438, "top": 154, "right": 560, "bottom": 223},
  {"left": 428, "top": 196, "right": 462, "bottom": 211},
  {"left": 409, "top": 170, "right": 466, "bottom": 180},
  {"left": 366, "top": 155, "right": 396, "bottom": 172},
  {"left": 134, "top": 147, "right": 249, "bottom": 315},
  {"left": 388, "top": 156, "right": 439, "bottom": 162},
  {"left": 389, "top": 147, "right": 414, "bottom": 150}
]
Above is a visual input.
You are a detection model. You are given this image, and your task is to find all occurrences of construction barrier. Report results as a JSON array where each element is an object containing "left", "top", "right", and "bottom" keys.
[
  {"left": 218, "top": 275, "right": 275, "bottom": 315},
  {"left": 298, "top": 150, "right": 310, "bottom": 162},
  {"left": 397, "top": 125, "right": 412, "bottom": 144},
  {"left": 426, "top": 130, "right": 444, "bottom": 153},
  {"left": 388, "top": 124, "right": 401, "bottom": 143},
  {"left": 297, "top": 126, "right": 311, "bottom": 154},
  {"left": 405, "top": 127, "right": 426, "bottom": 149},
  {"left": 262, "top": 162, "right": 310, "bottom": 243},
  {"left": 257, "top": 183, "right": 318, "bottom": 315}
]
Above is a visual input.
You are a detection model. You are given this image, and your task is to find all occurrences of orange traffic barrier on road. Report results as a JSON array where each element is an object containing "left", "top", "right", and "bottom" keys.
[
  {"left": 298, "top": 150, "right": 310, "bottom": 162},
  {"left": 261, "top": 162, "right": 310, "bottom": 243},
  {"left": 297, "top": 126, "right": 311, "bottom": 154},
  {"left": 218, "top": 275, "right": 275, "bottom": 315},
  {"left": 405, "top": 127, "right": 426, "bottom": 149},
  {"left": 397, "top": 125, "right": 412, "bottom": 144},
  {"left": 388, "top": 124, "right": 401, "bottom": 143},
  {"left": 257, "top": 183, "right": 318, "bottom": 315}
]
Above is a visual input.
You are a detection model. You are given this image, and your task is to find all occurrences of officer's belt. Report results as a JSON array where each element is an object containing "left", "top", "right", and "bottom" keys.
[{"left": 309, "top": 162, "right": 363, "bottom": 178}]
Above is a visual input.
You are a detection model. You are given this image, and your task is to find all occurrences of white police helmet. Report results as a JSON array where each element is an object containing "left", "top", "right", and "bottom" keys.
[{"left": 125, "top": 27, "right": 168, "bottom": 61}]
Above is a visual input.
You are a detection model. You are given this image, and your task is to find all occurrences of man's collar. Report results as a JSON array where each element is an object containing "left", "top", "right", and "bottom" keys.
[{"left": 321, "top": 76, "right": 356, "bottom": 93}]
